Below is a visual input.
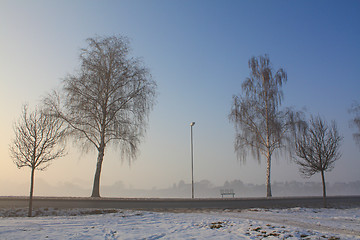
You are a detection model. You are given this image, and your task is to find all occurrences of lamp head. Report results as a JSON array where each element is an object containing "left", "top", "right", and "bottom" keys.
[{"left": 190, "top": 122, "right": 195, "bottom": 126}]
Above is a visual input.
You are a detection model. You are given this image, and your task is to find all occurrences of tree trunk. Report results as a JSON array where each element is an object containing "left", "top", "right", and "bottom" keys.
[
  {"left": 264, "top": 81, "right": 272, "bottom": 198},
  {"left": 28, "top": 167, "right": 35, "bottom": 217},
  {"left": 321, "top": 170, "right": 327, "bottom": 208},
  {"left": 266, "top": 152, "right": 272, "bottom": 197},
  {"left": 91, "top": 146, "right": 105, "bottom": 198}
]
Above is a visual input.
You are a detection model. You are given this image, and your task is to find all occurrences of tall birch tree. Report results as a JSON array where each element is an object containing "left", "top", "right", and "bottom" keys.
[
  {"left": 46, "top": 35, "right": 157, "bottom": 197},
  {"left": 229, "top": 54, "right": 302, "bottom": 197}
]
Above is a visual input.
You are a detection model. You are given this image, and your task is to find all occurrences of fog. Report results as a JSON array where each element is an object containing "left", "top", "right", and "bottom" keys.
[{"left": 1, "top": 179, "right": 359, "bottom": 198}]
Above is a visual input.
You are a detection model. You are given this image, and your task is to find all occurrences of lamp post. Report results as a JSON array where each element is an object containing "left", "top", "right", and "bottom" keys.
[{"left": 190, "top": 122, "right": 195, "bottom": 199}]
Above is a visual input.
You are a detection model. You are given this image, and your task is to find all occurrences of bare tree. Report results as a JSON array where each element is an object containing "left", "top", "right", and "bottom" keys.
[
  {"left": 294, "top": 116, "right": 342, "bottom": 207},
  {"left": 229, "top": 54, "right": 303, "bottom": 197},
  {"left": 349, "top": 102, "right": 360, "bottom": 146},
  {"left": 9, "top": 105, "right": 66, "bottom": 217},
  {"left": 45, "top": 35, "right": 157, "bottom": 198}
]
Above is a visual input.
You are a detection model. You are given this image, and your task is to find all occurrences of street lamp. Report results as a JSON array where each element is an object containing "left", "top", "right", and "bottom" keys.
[{"left": 190, "top": 122, "right": 195, "bottom": 199}]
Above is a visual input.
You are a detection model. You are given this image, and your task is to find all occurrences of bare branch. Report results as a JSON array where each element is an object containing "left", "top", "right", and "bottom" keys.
[
  {"left": 9, "top": 104, "right": 67, "bottom": 171},
  {"left": 294, "top": 116, "right": 342, "bottom": 178}
]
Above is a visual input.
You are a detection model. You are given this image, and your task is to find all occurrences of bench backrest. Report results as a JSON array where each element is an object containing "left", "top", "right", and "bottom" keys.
[{"left": 220, "top": 189, "right": 234, "bottom": 194}]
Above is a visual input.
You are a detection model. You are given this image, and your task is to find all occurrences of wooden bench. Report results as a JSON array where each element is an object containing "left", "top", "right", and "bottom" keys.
[{"left": 220, "top": 189, "right": 235, "bottom": 198}]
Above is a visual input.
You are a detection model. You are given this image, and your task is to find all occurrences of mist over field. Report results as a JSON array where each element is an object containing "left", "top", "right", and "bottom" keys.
[{"left": 1, "top": 179, "right": 359, "bottom": 198}]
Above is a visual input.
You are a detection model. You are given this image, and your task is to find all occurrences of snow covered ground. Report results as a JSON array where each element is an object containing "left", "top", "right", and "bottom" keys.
[{"left": 0, "top": 207, "right": 359, "bottom": 239}]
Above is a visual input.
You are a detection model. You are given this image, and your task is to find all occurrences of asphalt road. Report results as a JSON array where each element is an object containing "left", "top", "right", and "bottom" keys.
[{"left": 0, "top": 196, "right": 359, "bottom": 210}]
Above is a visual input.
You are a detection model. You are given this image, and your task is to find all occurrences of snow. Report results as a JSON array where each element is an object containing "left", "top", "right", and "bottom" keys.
[{"left": 0, "top": 207, "right": 359, "bottom": 239}]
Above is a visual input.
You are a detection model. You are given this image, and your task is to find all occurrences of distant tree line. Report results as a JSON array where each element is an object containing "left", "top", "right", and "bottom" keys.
[{"left": 31, "top": 179, "right": 358, "bottom": 198}]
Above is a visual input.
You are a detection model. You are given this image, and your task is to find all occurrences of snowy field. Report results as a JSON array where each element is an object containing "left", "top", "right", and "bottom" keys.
[{"left": 0, "top": 207, "right": 359, "bottom": 239}]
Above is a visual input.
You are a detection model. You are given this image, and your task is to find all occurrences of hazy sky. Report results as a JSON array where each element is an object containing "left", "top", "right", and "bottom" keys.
[{"left": 1, "top": 0, "right": 360, "bottom": 197}]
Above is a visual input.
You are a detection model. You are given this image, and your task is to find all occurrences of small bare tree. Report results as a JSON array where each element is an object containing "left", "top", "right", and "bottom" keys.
[
  {"left": 349, "top": 102, "right": 360, "bottom": 147},
  {"left": 294, "top": 116, "right": 342, "bottom": 207},
  {"left": 45, "top": 35, "right": 157, "bottom": 197},
  {"left": 9, "top": 105, "right": 66, "bottom": 217},
  {"left": 229, "top": 54, "right": 303, "bottom": 197}
]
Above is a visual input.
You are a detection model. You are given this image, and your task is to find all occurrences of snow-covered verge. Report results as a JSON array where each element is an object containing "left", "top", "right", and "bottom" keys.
[
  {"left": 0, "top": 208, "right": 359, "bottom": 239},
  {"left": 0, "top": 207, "right": 119, "bottom": 218}
]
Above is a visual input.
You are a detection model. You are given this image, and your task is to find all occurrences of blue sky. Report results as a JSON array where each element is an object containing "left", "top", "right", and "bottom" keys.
[{"left": 1, "top": 0, "right": 359, "bottom": 196}]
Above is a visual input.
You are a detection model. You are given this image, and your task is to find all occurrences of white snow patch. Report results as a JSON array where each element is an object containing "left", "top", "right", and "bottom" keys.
[{"left": 0, "top": 208, "right": 359, "bottom": 239}]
